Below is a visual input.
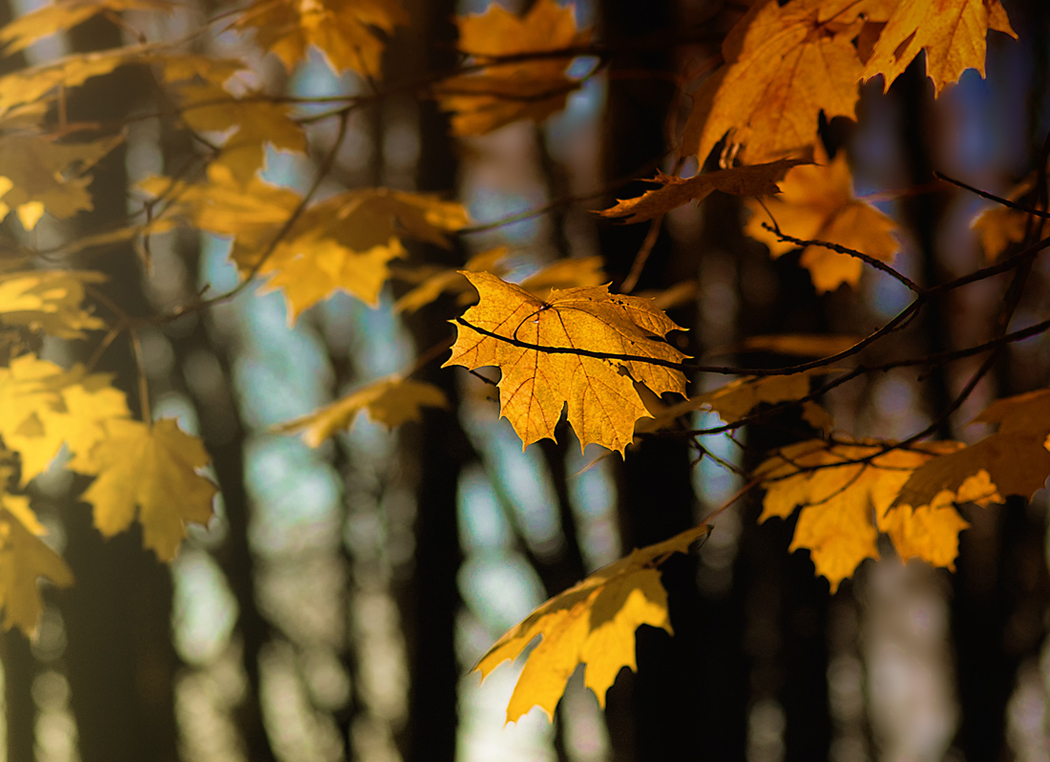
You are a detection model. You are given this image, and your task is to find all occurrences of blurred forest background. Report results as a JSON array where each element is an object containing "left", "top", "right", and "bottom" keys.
[{"left": 3, "top": 0, "right": 1050, "bottom": 761}]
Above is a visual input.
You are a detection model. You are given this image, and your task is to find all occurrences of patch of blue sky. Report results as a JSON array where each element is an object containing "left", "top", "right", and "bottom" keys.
[
  {"left": 289, "top": 48, "right": 359, "bottom": 116},
  {"left": 565, "top": 446, "right": 620, "bottom": 570},
  {"left": 692, "top": 410, "right": 742, "bottom": 511},
  {"left": 489, "top": 425, "right": 562, "bottom": 554},
  {"left": 152, "top": 391, "right": 201, "bottom": 434},
  {"left": 458, "top": 553, "right": 545, "bottom": 634},
  {"left": 467, "top": 189, "right": 547, "bottom": 245},
  {"left": 198, "top": 234, "right": 242, "bottom": 293},
  {"left": 458, "top": 464, "right": 513, "bottom": 553},
  {"left": 172, "top": 548, "right": 238, "bottom": 666},
  {"left": 244, "top": 435, "right": 342, "bottom": 554}
]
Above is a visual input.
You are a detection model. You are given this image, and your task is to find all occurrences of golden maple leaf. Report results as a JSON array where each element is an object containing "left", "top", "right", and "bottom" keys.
[
  {"left": 599, "top": 159, "right": 809, "bottom": 225},
  {"left": 862, "top": 0, "right": 1016, "bottom": 96},
  {"left": 276, "top": 376, "right": 448, "bottom": 447},
  {"left": 681, "top": 0, "right": 869, "bottom": 165},
  {"left": 76, "top": 418, "right": 217, "bottom": 562},
  {"left": 0, "top": 270, "right": 106, "bottom": 339},
  {"left": 0, "top": 494, "right": 73, "bottom": 636},
  {"left": 757, "top": 439, "right": 969, "bottom": 591},
  {"left": 444, "top": 271, "right": 688, "bottom": 454},
  {"left": 896, "top": 388, "right": 1050, "bottom": 512},
  {"left": 174, "top": 82, "right": 307, "bottom": 183},
  {"left": 476, "top": 523, "right": 709, "bottom": 722},
  {"left": 0, "top": 133, "right": 123, "bottom": 229},
  {"left": 0, "top": 355, "right": 130, "bottom": 485},
  {"left": 231, "top": 0, "right": 408, "bottom": 77},
  {"left": 435, "top": 0, "right": 592, "bottom": 136},
  {"left": 0, "top": 0, "right": 171, "bottom": 55},
  {"left": 744, "top": 146, "right": 898, "bottom": 292}
]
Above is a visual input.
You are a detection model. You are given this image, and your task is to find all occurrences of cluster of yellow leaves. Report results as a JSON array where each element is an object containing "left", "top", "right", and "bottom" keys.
[
  {"left": 476, "top": 524, "right": 709, "bottom": 723},
  {"left": 444, "top": 271, "right": 687, "bottom": 455},
  {"left": 744, "top": 146, "right": 899, "bottom": 291},
  {"left": 435, "top": 0, "right": 592, "bottom": 136},
  {"left": 141, "top": 168, "right": 470, "bottom": 319},
  {"left": 756, "top": 439, "right": 976, "bottom": 591}
]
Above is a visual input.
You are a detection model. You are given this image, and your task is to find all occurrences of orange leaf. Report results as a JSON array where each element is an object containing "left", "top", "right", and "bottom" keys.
[
  {"left": 682, "top": 0, "right": 868, "bottom": 165},
  {"left": 599, "top": 159, "right": 808, "bottom": 225},
  {"left": 862, "top": 0, "right": 1016, "bottom": 95},
  {"left": 744, "top": 146, "right": 898, "bottom": 292}
]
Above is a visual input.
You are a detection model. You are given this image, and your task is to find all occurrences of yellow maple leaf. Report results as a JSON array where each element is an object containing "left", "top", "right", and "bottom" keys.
[
  {"left": 757, "top": 439, "right": 967, "bottom": 591},
  {"left": 682, "top": 0, "right": 868, "bottom": 165},
  {"left": 275, "top": 376, "right": 448, "bottom": 447},
  {"left": 600, "top": 159, "right": 809, "bottom": 225},
  {"left": 0, "top": 133, "right": 123, "bottom": 229},
  {"left": 896, "top": 388, "right": 1050, "bottom": 512},
  {"left": 0, "top": 355, "right": 130, "bottom": 484},
  {"left": 174, "top": 83, "right": 307, "bottom": 183},
  {"left": 231, "top": 0, "right": 408, "bottom": 77},
  {"left": 434, "top": 0, "right": 592, "bottom": 136},
  {"left": 862, "top": 0, "right": 1016, "bottom": 96},
  {"left": 444, "top": 271, "right": 687, "bottom": 454},
  {"left": 0, "top": 270, "right": 106, "bottom": 338},
  {"left": 744, "top": 146, "right": 899, "bottom": 292},
  {"left": 76, "top": 418, "right": 217, "bottom": 562},
  {"left": 476, "top": 523, "right": 709, "bottom": 722},
  {"left": 0, "top": 0, "right": 171, "bottom": 55},
  {"left": 0, "top": 495, "right": 73, "bottom": 636},
  {"left": 237, "top": 188, "right": 470, "bottom": 320}
]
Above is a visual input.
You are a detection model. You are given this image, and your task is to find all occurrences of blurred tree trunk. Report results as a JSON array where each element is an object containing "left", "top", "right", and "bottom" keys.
[
  {"left": 57, "top": 16, "right": 180, "bottom": 762},
  {"left": 396, "top": 1, "right": 467, "bottom": 760},
  {"left": 597, "top": 2, "right": 705, "bottom": 758}
]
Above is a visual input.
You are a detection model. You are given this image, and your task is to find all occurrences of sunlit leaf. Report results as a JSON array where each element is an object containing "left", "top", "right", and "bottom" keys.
[
  {"left": 0, "top": 495, "right": 72, "bottom": 636},
  {"left": 444, "top": 271, "right": 687, "bottom": 454},
  {"left": 0, "top": 0, "right": 172, "bottom": 55},
  {"left": 476, "top": 523, "right": 709, "bottom": 722},
  {"left": 0, "top": 270, "right": 106, "bottom": 338}
]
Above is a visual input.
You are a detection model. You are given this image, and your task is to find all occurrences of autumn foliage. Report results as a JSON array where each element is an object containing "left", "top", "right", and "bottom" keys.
[{"left": 0, "top": 0, "right": 1045, "bottom": 739}]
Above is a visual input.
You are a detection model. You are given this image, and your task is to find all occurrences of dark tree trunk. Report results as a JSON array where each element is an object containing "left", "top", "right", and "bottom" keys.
[{"left": 58, "top": 16, "right": 180, "bottom": 762}]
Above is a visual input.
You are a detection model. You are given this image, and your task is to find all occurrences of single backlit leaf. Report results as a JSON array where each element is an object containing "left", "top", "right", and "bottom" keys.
[
  {"left": 231, "top": 0, "right": 408, "bottom": 77},
  {"left": 476, "top": 523, "right": 709, "bottom": 722},
  {"left": 76, "top": 418, "right": 217, "bottom": 562},
  {"left": 435, "top": 0, "right": 591, "bottom": 135},
  {"left": 600, "top": 159, "right": 808, "bottom": 225},
  {"left": 744, "top": 146, "right": 898, "bottom": 292},
  {"left": 444, "top": 271, "right": 687, "bottom": 454},
  {"left": 970, "top": 176, "right": 1047, "bottom": 262},
  {"left": 862, "top": 0, "right": 1016, "bottom": 95},
  {"left": 276, "top": 376, "right": 448, "bottom": 447}
]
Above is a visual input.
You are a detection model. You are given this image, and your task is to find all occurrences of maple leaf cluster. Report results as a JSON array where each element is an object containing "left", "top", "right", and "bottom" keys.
[{"left": 0, "top": 0, "right": 1044, "bottom": 736}]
